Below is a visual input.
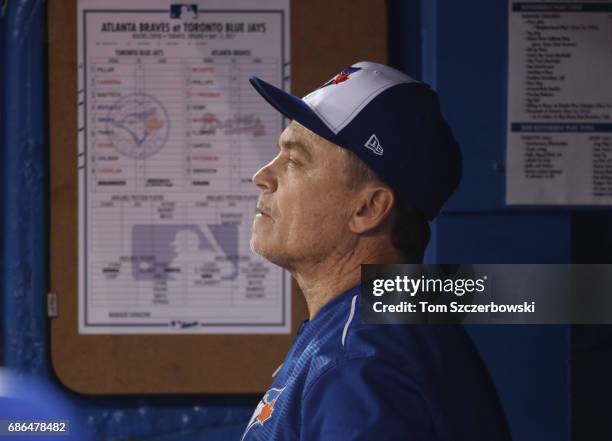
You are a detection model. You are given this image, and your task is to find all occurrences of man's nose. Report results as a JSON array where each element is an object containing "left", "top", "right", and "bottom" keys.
[{"left": 252, "top": 161, "right": 277, "bottom": 192}]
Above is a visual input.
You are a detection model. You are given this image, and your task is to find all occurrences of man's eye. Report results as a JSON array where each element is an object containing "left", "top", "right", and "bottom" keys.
[{"left": 287, "top": 157, "right": 299, "bottom": 167}]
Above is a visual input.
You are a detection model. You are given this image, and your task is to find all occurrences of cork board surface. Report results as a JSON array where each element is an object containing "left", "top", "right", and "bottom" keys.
[{"left": 49, "top": 0, "right": 386, "bottom": 394}]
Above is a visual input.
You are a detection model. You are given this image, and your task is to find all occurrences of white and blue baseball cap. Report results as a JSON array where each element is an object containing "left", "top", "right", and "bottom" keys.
[{"left": 249, "top": 61, "right": 462, "bottom": 220}]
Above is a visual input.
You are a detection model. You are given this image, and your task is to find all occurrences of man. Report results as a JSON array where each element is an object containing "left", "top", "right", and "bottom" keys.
[{"left": 242, "top": 62, "right": 511, "bottom": 440}]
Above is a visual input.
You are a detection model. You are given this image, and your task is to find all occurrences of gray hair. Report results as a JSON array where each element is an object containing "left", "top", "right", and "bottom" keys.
[{"left": 340, "top": 148, "right": 431, "bottom": 262}]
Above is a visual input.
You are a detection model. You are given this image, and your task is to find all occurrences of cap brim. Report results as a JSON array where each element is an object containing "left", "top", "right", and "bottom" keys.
[{"left": 249, "top": 76, "right": 338, "bottom": 144}]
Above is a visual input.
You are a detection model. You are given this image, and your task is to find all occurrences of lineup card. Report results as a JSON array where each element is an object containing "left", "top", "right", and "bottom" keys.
[
  {"left": 77, "top": 0, "right": 291, "bottom": 334},
  {"left": 507, "top": 0, "right": 612, "bottom": 204}
]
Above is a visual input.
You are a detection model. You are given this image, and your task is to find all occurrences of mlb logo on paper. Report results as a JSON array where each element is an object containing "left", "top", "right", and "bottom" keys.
[
  {"left": 170, "top": 4, "right": 198, "bottom": 19},
  {"left": 302, "top": 61, "right": 416, "bottom": 134}
]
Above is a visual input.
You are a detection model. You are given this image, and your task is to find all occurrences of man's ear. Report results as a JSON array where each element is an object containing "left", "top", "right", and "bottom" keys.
[{"left": 349, "top": 185, "right": 395, "bottom": 234}]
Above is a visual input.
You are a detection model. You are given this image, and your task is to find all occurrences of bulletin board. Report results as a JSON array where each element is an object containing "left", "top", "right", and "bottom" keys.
[{"left": 49, "top": 0, "right": 387, "bottom": 394}]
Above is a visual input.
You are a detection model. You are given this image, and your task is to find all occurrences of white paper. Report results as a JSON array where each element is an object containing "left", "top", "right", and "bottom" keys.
[
  {"left": 507, "top": 1, "right": 612, "bottom": 204},
  {"left": 77, "top": 0, "right": 291, "bottom": 334}
]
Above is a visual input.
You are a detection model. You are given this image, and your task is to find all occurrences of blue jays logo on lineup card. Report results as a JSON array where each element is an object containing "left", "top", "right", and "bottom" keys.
[
  {"left": 321, "top": 66, "right": 362, "bottom": 88},
  {"left": 241, "top": 387, "right": 286, "bottom": 440}
]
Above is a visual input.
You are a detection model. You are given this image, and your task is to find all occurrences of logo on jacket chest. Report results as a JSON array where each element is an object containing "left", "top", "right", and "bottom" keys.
[{"left": 241, "top": 386, "right": 286, "bottom": 440}]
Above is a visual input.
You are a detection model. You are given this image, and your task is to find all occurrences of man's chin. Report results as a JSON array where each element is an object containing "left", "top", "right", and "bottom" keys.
[
  {"left": 249, "top": 234, "right": 270, "bottom": 258},
  {"left": 249, "top": 236, "right": 290, "bottom": 268}
]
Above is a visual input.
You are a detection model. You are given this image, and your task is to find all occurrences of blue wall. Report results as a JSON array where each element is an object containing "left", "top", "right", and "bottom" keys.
[
  {"left": 391, "top": 1, "right": 574, "bottom": 441},
  {"left": 396, "top": 1, "right": 611, "bottom": 440}
]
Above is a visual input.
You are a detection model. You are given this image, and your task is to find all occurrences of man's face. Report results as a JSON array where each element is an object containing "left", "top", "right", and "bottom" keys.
[{"left": 250, "top": 122, "right": 356, "bottom": 270}]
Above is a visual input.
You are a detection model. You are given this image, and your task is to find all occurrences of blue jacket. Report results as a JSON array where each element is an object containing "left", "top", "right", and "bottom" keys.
[{"left": 241, "top": 285, "right": 511, "bottom": 440}]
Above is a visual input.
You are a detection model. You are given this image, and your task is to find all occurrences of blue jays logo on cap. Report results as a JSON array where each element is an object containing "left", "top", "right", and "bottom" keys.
[
  {"left": 241, "top": 386, "right": 286, "bottom": 440},
  {"left": 320, "top": 66, "right": 362, "bottom": 88}
]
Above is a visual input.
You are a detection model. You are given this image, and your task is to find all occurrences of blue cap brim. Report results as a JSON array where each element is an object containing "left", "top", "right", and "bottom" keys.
[{"left": 248, "top": 76, "right": 339, "bottom": 145}]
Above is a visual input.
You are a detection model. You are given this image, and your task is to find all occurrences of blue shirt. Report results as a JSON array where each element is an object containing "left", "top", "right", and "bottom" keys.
[{"left": 241, "top": 285, "right": 511, "bottom": 441}]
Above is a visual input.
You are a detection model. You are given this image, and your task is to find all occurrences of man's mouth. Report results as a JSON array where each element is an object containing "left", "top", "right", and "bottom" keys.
[{"left": 255, "top": 205, "right": 272, "bottom": 218}]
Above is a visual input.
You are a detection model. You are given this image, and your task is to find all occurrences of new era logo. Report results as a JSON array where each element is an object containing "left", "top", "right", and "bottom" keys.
[{"left": 364, "top": 134, "right": 383, "bottom": 155}]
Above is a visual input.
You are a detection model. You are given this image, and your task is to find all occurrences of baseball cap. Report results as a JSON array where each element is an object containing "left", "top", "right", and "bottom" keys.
[{"left": 249, "top": 61, "right": 462, "bottom": 220}]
